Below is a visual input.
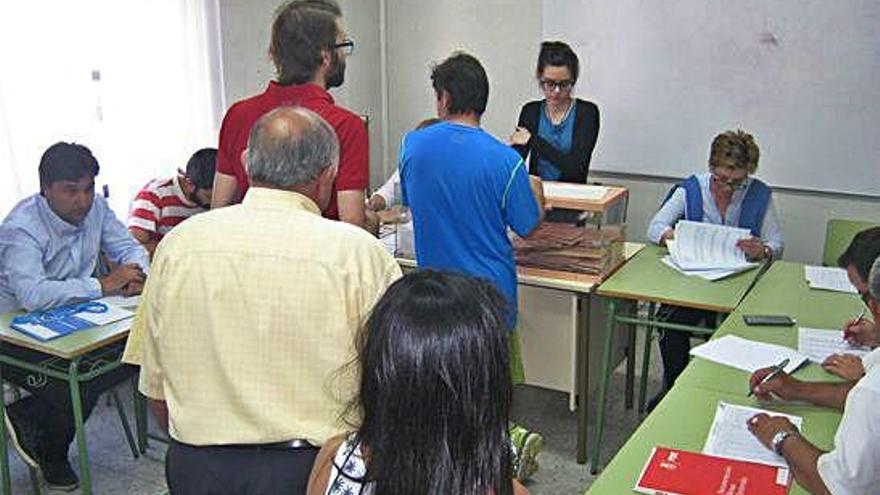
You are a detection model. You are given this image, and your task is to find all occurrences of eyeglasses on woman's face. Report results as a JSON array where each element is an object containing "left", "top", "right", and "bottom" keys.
[{"left": 539, "top": 78, "right": 573, "bottom": 93}]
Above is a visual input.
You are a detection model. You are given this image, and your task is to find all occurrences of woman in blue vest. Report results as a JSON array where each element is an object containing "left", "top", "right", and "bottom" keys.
[
  {"left": 509, "top": 41, "right": 600, "bottom": 184},
  {"left": 645, "top": 129, "right": 784, "bottom": 409}
]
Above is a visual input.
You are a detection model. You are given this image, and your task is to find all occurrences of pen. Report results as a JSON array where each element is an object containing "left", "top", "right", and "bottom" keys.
[
  {"left": 748, "top": 357, "right": 790, "bottom": 397},
  {"left": 843, "top": 309, "right": 866, "bottom": 341}
]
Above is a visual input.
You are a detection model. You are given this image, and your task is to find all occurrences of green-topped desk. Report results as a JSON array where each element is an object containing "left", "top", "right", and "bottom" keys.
[
  {"left": 584, "top": 384, "right": 841, "bottom": 495},
  {"left": 677, "top": 261, "right": 865, "bottom": 394},
  {"left": 0, "top": 311, "right": 138, "bottom": 495},
  {"left": 590, "top": 246, "right": 765, "bottom": 473}
]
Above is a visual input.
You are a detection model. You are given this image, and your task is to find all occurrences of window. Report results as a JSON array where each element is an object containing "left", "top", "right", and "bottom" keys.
[{"left": 0, "top": 0, "right": 224, "bottom": 217}]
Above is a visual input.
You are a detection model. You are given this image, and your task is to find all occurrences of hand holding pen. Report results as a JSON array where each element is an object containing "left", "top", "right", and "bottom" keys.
[{"left": 749, "top": 358, "right": 792, "bottom": 399}]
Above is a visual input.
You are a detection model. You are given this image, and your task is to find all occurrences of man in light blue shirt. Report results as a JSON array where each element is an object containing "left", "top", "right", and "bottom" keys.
[{"left": 0, "top": 142, "right": 147, "bottom": 490}]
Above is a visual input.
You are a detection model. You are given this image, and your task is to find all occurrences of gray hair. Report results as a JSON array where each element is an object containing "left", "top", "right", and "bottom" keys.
[
  {"left": 246, "top": 106, "right": 340, "bottom": 188},
  {"left": 870, "top": 256, "right": 880, "bottom": 301}
]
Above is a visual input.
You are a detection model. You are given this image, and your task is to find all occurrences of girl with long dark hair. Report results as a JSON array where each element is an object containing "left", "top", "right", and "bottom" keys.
[{"left": 306, "top": 270, "right": 530, "bottom": 495}]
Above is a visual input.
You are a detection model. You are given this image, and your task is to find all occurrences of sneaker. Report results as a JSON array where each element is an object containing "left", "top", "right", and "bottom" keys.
[
  {"left": 4, "top": 400, "right": 42, "bottom": 468},
  {"left": 510, "top": 424, "right": 542, "bottom": 481},
  {"left": 42, "top": 459, "right": 79, "bottom": 492}
]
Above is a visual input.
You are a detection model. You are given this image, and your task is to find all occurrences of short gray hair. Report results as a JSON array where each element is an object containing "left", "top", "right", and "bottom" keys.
[
  {"left": 246, "top": 106, "right": 340, "bottom": 188},
  {"left": 870, "top": 256, "right": 880, "bottom": 300}
]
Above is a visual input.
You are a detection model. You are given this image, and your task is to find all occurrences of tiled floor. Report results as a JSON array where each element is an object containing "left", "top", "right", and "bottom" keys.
[{"left": 6, "top": 333, "right": 663, "bottom": 494}]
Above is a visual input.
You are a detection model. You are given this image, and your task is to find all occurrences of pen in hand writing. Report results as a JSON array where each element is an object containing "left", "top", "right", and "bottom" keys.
[
  {"left": 843, "top": 309, "right": 866, "bottom": 342},
  {"left": 748, "top": 358, "right": 790, "bottom": 397}
]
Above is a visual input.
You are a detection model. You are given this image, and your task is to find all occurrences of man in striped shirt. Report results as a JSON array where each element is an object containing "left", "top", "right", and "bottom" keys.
[{"left": 128, "top": 148, "right": 216, "bottom": 257}]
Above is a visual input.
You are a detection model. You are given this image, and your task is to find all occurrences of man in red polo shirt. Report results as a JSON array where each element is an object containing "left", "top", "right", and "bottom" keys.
[{"left": 211, "top": 0, "right": 367, "bottom": 229}]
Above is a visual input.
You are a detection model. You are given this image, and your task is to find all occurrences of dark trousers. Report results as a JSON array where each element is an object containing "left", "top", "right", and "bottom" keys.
[
  {"left": 1, "top": 344, "right": 137, "bottom": 462},
  {"left": 657, "top": 306, "right": 717, "bottom": 390},
  {"left": 166, "top": 439, "right": 319, "bottom": 495}
]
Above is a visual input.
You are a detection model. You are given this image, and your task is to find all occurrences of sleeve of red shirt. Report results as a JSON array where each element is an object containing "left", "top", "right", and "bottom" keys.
[
  {"left": 334, "top": 115, "right": 369, "bottom": 192},
  {"left": 216, "top": 106, "right": 247, "bottom": 179}
]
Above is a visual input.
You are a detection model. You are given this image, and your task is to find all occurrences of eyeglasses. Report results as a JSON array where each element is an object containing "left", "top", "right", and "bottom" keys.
[
  {"left": 332, "top": 38, "right": 355, "bottom": 56},
  {"left": 539, "top": 78, "right": 573, "bottom": 92},
  {"left": 710, "top": 168, "right": 748, "bottom": 190}
]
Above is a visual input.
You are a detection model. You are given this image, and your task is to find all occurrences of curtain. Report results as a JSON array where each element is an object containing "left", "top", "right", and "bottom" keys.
[{"left": 0, "top": 0, "right": 224, "bottom": 217}]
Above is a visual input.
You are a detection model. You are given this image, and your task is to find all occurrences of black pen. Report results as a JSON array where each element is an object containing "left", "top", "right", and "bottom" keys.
[{"left": 748, "top": 358, "right": 790, "bottom": 397}]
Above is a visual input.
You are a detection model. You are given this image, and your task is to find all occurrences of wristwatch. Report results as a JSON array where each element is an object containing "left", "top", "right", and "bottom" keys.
[
  {"left": 771, "top": 430, "right": 795, "bottom": 455},
  {"left": 762, "top": 244, "right": 773, "bottom": 260}
]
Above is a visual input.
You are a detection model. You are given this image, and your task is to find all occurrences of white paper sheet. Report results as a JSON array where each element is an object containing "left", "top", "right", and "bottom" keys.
[
  {"left": 704, "top": 402, "right": 803, "bottom": 468},
  {"left": 690, "top": 335, "right": 807, "bottom": 374},
  {"left": 798, "top": 327, "right": 871, "bottom": 363},
  {"left": 78, "top": 303, "right": 135, "bottom": 326},
  {"left": 804, "top": 266, "right": 858, "bottom": 294},
  {"left": 94, "top": 295, "right": 141, "bottom": 309},
  {"left": 661, "top": 255, "right": 756, "bottom": 281},
  {"left": 543, "top": 182, "right": 608, "bottom": 201},
  {"left": 669, "top": 221, "right": 756, "bottom": 271}
]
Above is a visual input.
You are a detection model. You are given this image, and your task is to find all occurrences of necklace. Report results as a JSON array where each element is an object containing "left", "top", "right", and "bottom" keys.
[{"left": 545, "top": 99, "right": 574, "bottom": 126}]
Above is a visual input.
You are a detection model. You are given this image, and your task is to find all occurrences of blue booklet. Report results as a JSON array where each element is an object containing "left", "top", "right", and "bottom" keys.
[{"left": 10, "top": 301, "right": 133, "bottom": 341}]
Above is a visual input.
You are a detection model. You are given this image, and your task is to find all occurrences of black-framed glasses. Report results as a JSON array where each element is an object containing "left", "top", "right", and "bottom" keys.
[
  {"left": 333, "top": 38, "right": 355, "bottom": 56},
  {"left": 539, "top": 78, "right": 573, "bottom": 92}
]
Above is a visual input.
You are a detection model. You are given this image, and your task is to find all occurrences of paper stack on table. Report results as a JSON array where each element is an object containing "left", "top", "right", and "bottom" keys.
[
  {"left": 690, "top": 335, "right": 807, "bottom": 374},
  {"left": 798, "top": 327, "right": 871, "bottom": 362},
  {"left": 804, "top": 265, "right": 858, "bottom": 294},
  {"left": 704, "top": 402, "right": 803, "bottom": 468},
  {"left": 543, "top": 182, "right": 608, "bottom": 201},
  {"left": 661, "top": 221, "right": 758, "bottom": 281}
]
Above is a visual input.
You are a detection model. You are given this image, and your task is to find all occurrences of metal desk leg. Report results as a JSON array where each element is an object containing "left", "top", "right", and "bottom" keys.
[
  {"left": 68, "top": 360, "right": 92, "bottom": 495},
  {"left": 638, "top": 302, "right": 657, "bottom": 414},
  {"left": 0, "top": 366, "right": 11, "bottom": 495},
  {"left": 575, "top": 294, "right": 591, "bottom": 464},
  {"left": 625, "top": 309, "right": 636, "bottom": 410},
  {"left": 133, "top": 377, "right": 148, "bottom": 453},
  {"left": 591, "top": 298, "right": 617, "bottom": 475}
]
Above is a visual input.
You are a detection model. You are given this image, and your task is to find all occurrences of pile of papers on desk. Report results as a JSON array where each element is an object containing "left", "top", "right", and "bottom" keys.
[
  {"left": 662, "top": 221, "right": 758, "bottom": 281},
  {"left": 513, "top": 223, "right": 624, "bottom": 275},
  {"left": 804, "top": 265, "right": 858, "bottom": 294}
]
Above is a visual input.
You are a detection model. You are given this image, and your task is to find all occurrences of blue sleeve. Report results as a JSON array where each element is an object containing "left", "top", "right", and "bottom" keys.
[
  {"left": 98, "top": 198, "right": 150, "bottom": 273},
  {"left": 647, "top": 187, "right": 686, "bottom": 244},
  {"left": 2, "top": 229, "right": 102, "bottom": 311},
  {"left": 502, "top": 157, "right": 540, "bottom": 237}
]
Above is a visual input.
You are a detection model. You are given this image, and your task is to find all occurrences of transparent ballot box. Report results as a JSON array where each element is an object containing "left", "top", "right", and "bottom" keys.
[{"left": 513, "top": 182, "right": 629, "bottom": 278}]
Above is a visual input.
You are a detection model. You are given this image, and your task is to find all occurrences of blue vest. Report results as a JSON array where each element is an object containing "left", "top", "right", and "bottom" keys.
[{"left": 663, "top": 175, "right": 771, "bottom": 237}]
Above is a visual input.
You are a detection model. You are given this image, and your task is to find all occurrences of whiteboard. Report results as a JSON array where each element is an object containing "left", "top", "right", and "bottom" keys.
[{"left": 542, "top": 0, "right": 880, "bottom": 196}]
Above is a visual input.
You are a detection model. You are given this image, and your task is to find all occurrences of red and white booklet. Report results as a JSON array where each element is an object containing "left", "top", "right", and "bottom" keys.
[{"left": 635, "top": 446, "right": 791, "bottom": 495}]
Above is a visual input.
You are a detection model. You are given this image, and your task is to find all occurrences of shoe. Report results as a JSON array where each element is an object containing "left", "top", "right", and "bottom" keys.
[
  {"left": 4, "top": 400, "right": 42, "bottom": 468},
  {"left": 42, "top": 459, "right": 79, "bottom": 491},
  {"left": 510, "top": 424, "right": 542, "bottom": 481}
]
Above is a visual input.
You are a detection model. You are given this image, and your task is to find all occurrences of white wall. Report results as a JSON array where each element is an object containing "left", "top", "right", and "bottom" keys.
[
  {"left": 218, "top": 0, "right": 878, "bottom": 265},
  {"left": 384, "top": 0, "right": 543, "bottom": 175}
]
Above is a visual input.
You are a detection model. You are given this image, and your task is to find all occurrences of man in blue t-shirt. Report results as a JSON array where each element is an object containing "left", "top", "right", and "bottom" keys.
[{"left": 400, "top": 52, "right": 545, "bottom": 326}]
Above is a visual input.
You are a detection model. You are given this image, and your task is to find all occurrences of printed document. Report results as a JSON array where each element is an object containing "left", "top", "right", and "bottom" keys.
[
  {"left": 704, "top": 402, "right": 803, "bottom": 468},
  {"left": 804, "top": 266, "right": 858, "bottom": 294},
  {"left": 798, "top": 327, "right": 870, "bottom": 363},
  {"left": 543, "top": 182, "right": 608, "bottom": 201},
  {"left": 669, "top": 221, "right": 755, "bottom": 271},
  {"left": 690, "top": 335, "right": 807, "bottom": 374}
]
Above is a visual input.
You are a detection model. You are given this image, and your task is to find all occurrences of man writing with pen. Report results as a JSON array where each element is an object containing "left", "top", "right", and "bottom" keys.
[
  {"left": 819, "top": 227, "right": 880, "bottom": 381},
  {"left": 745, "top": 255, "right": 880, "bottom": 495}
]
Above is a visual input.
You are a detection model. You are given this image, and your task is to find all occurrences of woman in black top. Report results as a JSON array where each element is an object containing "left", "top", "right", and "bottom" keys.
[{"left": 510, "top": 41, "right": 600, "bottom": 184}]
